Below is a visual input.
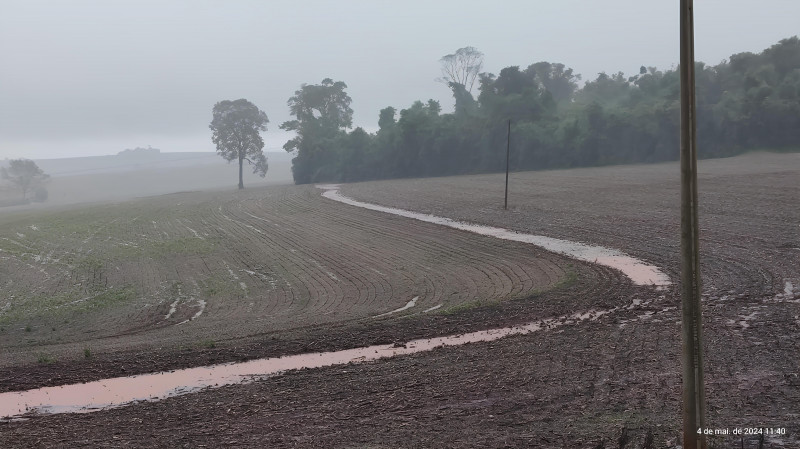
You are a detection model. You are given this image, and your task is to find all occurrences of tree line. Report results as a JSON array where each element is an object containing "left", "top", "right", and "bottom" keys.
[{"left": 212, "top": 37, "right": 800, "bottom": 186}]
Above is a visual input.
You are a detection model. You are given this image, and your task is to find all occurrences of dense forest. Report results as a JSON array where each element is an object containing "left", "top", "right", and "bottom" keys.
[{"left": 282, "top": 37, "right": 800, "bottom": 184}]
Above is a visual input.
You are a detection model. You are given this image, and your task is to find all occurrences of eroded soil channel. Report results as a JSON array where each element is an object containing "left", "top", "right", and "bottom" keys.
[
  {"left": 319, "top": 184, "right": 670, "bottom": 287},
  {"left": 0, "top": 307, "right": 618, "bottom": 419},
  {"left": 0, "top": 187, "right": 671, "bottom": 420}
]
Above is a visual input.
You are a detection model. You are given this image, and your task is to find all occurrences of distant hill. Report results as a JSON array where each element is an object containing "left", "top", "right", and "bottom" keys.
[
  {"left": 0, "top": 151, "right": 294, "bottom": 210},
  {"left": 30, "top": 151, "right": 294, "bottom": 177},
  {"left": 117, "top": 146, "right": 162, "bottom": 158}
]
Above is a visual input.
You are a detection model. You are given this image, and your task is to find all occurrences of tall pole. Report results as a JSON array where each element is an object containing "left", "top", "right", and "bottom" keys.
[
  {"left": 504, "top": 119, "right": 510, "bottom": 210},
  {"left": 680, "top": 1, "right": 706, "bottom": 448}
]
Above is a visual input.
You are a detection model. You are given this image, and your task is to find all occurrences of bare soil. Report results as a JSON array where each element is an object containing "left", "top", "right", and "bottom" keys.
[
  {"left": 1, "top": 152, "right": 798, "bottom": 448},
  {"left": 0, "top": 183, "right": 570, "bottom": 364}
]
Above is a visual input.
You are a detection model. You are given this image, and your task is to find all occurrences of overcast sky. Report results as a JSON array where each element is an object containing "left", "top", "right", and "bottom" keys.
[{"left": 1, "top": 0, "right": 798, "bottom": 160}]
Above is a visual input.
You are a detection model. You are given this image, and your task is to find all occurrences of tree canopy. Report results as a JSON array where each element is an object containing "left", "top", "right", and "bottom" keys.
[
  {"left": 210, "top": 99, "right": 269, "bottom": 189},
  {"left": 281, "top": 36, "right": 800, "bottom": 185},
  {"left": 280, "top": 78, "right": 353, "bottom": 184},
  {"left": 439, "top": 46, "right": 484, "bottom": 94},
  {"left": 1, "top": 159, "right": 49, "bottom": 200}
]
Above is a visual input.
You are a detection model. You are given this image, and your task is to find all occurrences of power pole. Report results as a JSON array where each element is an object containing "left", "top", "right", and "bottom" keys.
[
  {"left": 680, "top": 1, "right": 706, "bottom": 448},
  {"left": 504, "top": 119, "right": 511, "bottom": 210}
]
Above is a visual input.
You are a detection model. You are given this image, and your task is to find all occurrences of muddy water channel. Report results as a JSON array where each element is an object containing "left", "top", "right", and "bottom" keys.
[
  {"left": 319, "top": 185, "right": 670, "bottom": 287},
  {"left": 0, "top": 186, "right": 672, "bottom": 420},
  {"left": 1, "top": 309, "right": 613, "bottom": 419}
]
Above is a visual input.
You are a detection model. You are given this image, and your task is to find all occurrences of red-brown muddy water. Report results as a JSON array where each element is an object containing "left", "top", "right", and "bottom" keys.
[
  {"left": 0, "top": 186, "right": 672, "bottom": 419},
  {"left": 0, "top": 309, "right": 612, "bottom": 419}
]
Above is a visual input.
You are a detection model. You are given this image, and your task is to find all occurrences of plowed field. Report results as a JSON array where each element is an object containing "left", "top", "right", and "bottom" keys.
[
  {"left": 0, "top": 186, "right": 572, "bottom": 368},
  {"left": 1, "top": 152, "right": 798, "bottom": 448}
]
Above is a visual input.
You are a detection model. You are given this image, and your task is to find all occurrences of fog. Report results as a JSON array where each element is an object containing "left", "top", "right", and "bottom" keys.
[
  {"left": 0, "top": 151, "right": 294, "bottom": 211},
  {"left": 2, "top": 0, "right": 800, "bottom": 161}
]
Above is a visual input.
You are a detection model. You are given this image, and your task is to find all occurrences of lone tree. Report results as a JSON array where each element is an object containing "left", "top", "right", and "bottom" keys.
[
  {"left": 1, "top": 159, "right": 49, "bottom": 200},
  {"left": 209, "top": 99, "right": 269, "bottom": 189},
  {"left": 280, "top": 78, "right": 353, "bottom": 184},
  {"left": 438, "top": 46, "right": 484, "bottom": 93}
]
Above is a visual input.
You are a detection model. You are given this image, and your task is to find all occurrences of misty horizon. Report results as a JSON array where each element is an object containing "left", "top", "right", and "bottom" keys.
[{"left": 2, "top": 0, "right": 800, "bottom": 160}]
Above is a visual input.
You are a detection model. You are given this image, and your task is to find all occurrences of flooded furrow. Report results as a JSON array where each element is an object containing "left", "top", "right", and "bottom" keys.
[
  {"left": 0, "top": 185, "right": 673, "bottom": 420},
  {"left": 318, "top": 184, "right": 671, "bottom": 288},
  {"left": 0, "top": 307, "right": 613, "bottom": 420}
]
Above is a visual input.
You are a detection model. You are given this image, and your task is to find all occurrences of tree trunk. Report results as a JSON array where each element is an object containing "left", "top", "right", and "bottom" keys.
[{"left": 238, "top": 154, "right": 244, "bottom": 189}]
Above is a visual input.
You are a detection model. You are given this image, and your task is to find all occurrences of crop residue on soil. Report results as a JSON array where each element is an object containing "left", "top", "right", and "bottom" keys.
[{"left": 318, "top": 184, "right": 670, "bottom": 287}]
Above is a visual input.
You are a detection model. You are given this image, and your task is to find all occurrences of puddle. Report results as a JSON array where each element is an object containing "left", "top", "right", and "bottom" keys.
[
  {"left": 767, "top": 280, "right": 799, "bottom": 303},
  {"left": 241, "top": 269, "right": 278, "bottom": 290},
  {"left": 310, "top": 258, "right": 340, "bottom": 281},
  {"left": 317, "top": 185, "right": 670, "bottom": 288},
  {"left": 728, "top": 310, "right": 760, "bottom": 329},
  {"left": 0, "top": 307, "right": 611, "bottom": 419},
  {"left": 164, "top": 297, "right": 181, "bottom": 320},
  {"left": 185, "top": 226, "right": 204, "bottom": 240},
  {"left": 176, "top": 298, "right": 206, "bottom": 325},
  {"left": 373, "top": 296, "right": 418, "bottom": 318}
]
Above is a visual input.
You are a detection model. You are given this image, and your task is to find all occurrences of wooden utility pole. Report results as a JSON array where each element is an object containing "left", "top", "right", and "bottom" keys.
[
  {"left": 680, "top": 1, "right": 706, "bottom": 448},
  {"left": 504, "top": 119, "right": 511, "bottom": 210}
]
